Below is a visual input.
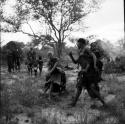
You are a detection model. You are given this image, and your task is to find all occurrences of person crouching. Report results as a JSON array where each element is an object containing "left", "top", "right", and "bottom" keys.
[{"left": 44, "top": 51, "right": 66, "bottom": 99}]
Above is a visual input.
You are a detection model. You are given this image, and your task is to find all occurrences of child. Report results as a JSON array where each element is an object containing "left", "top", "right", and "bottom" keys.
[
  {"left": 38, "top": 56, "right": 43, "bottom": 75},
  {"left": 33, "top": 60, "right": 38, "bottom": 77}
]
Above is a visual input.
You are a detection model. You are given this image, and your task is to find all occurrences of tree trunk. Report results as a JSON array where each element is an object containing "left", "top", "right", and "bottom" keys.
[
  {"left": 53, "top": 45, "right": 57, "bottom": 56},
  {"left": 56, "top": 41, "right": 63, "bottom": 58}
]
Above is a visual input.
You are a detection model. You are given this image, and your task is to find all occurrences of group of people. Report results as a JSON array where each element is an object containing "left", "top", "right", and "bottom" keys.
[
  {"left": 26, "top": 47, "right": 43, "bottom": 76},
  {"left": 43, "top": 38, "right": 106, "bottom": 107},
  {"left": 26, "top": 48, "right": 67, "bottom": 98},
  {"left": 7, "top": 38, "right": 107, "bottom": 107}
]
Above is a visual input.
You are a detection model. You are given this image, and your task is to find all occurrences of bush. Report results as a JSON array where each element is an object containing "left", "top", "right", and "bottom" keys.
[
  {"left": 104, "top": 61, "right": 116, "bottom": 74},
  {"left": 115, "top": 56, "right": 125, "bottom": 72},
  {"left": 104, "top": 56, "right": 125, "bottom": 74},
  {"left": 0, "top": 41, "right": 24, "bottom": 66}
]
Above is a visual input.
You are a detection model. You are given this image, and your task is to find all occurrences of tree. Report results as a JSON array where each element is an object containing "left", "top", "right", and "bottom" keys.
[
  {"left": 1, "top": 0, "right": 103, "bottom": 58},
  {"left": 118, "top": 38, "right": 125, "bottom": 50},
  {"left": 1, "top": 41, "right": 24, "bottom": 64}
]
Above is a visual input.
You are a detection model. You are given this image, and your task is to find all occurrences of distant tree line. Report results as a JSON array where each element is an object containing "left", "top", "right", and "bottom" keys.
[{"left": 104, "top": 56, "right": 125, "bottom": 73}]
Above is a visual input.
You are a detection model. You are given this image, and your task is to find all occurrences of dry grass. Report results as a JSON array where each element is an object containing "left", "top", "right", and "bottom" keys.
[{"left": 1, "top": 66, "right": 125, "bottom": 124}]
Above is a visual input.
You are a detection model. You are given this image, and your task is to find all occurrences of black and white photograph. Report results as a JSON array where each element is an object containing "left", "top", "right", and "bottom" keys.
[{"left": 0, "top": 0, "right": 124, "bottom": 124}]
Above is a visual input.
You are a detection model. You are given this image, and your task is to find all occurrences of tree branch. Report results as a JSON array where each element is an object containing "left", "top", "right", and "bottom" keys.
[
  {"left": 26, "top": 19, "right": 36, "bottom": 36},
  {"left": 18, "top": 30, "right": 45, "bottom": 39},
  {"left": 33, "top": 7, "right": 59, "bottom": 41}
]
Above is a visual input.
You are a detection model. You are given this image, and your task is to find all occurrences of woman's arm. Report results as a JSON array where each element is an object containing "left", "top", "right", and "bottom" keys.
[
  {"left": 91, "top": 52, "right": 97, "bottom": 69},
  {"left": 69, "top": 52, "right": 78, "bottom": 64},
  {"left": 49, "top": 61, "right": 58, "bottom": 74}
]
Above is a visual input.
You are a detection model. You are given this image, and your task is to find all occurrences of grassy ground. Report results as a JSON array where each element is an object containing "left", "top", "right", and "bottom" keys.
[{"left": 0, "top": 65, "right": 125, "bottom": 124}]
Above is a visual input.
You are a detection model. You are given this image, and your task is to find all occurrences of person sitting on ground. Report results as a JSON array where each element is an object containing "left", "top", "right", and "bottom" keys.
[{"left": 44, "top": 51, "right": 66, "bottom": 99}]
